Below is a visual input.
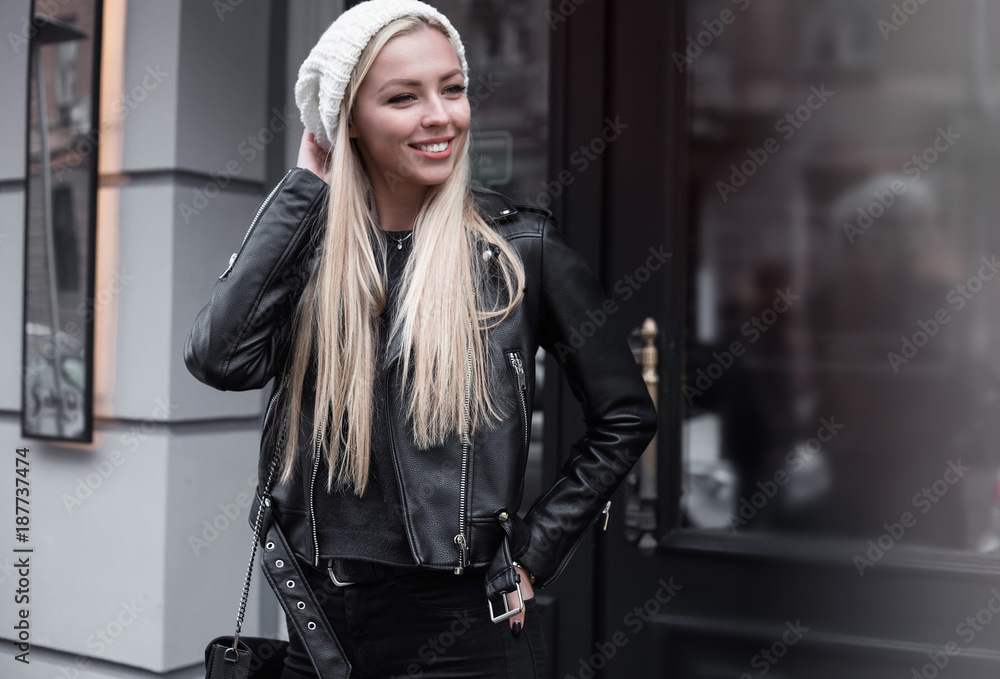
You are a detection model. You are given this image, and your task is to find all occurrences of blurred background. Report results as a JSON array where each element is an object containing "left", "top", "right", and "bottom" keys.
[{"left": 3, "top": 0, "right": 1000, "bottom": 677}]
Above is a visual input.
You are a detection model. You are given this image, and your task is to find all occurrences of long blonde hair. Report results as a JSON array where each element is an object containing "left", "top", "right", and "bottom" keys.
[{"left": 276, "top": 16, "right": 526, "bottom": 496}]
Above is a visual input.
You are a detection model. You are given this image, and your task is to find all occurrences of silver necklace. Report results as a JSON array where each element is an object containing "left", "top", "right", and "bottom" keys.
[{"left": 384, "top": 229, "right": 413, "bottom": 250}]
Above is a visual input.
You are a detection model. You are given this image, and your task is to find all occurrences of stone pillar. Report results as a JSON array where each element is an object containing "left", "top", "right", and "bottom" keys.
[{"left": 0, "top": 0, "right": 349, "bottom": 676}]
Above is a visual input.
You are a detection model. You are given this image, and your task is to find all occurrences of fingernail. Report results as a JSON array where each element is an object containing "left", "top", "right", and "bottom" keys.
[{"left": 512, "top": 620, "right": 522, "bottom": 637}]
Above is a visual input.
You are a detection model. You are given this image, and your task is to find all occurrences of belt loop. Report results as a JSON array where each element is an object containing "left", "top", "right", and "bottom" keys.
[{"left": 383, "top": 565, "right": 398, "bottom": 586}]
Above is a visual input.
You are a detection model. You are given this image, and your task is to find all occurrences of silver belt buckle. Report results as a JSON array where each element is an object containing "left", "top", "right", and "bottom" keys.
[
  {"left": 327, "top": 559, "right": 357, "bottom": 587},
  {"left": 487, "top": 579, "right": 524, "bottom": 623}
]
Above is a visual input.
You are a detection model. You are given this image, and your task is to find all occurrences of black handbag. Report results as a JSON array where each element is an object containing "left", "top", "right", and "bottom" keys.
[
  {"left": 204, "top": 634, "right": 287, "bottom": 679},
  {"left": 205, "top": 378, "right": 290, "bottom": 679}
]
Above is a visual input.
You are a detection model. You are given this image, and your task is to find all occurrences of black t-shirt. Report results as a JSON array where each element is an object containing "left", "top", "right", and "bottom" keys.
[{"left": 316, "top": 234, "right": 417, "bottom": 565}]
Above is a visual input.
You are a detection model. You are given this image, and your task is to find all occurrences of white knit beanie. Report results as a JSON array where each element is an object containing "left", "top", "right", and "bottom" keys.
[{"left": 295, "top": 0, "right": 469, "bottom": 152}]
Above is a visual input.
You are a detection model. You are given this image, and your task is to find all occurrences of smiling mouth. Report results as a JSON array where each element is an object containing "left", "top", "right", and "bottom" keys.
[{"left": 411, "top": 140, "right": 451, "bottom": 153}]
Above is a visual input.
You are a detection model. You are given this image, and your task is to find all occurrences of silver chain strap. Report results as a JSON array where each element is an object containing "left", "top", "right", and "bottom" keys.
[{"left": 231, "top": 372, "right": 290, "bottom": 650}]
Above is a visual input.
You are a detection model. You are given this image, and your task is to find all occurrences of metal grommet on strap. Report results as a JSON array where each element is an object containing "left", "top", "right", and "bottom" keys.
[
  {"left": 307, "top": 621, "right": 317, "bottom": 630},
  {"left": 297, "top": 601, "right": 306, "bottom": 609},
  {"left": 265, "top": 541, "right": 274, "bottom": 550},
  {"left": 498, "top": 511, "right": 509, "bottom": 522},
  {"left": 275, "top": 559, "right": 284, "bottom": 568},
  {"left": 286, "top": 579, "right": 295, "bottom": 588}
]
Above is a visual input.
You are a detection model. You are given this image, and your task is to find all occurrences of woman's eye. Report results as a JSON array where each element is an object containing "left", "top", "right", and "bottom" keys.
[{"left": 389, "top": 85, "right": 465, "bottom": 104}]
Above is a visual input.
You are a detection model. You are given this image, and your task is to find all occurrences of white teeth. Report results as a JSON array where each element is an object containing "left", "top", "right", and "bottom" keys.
[{"left": 415, "top": 141, "right": 449, "bottom": 153}]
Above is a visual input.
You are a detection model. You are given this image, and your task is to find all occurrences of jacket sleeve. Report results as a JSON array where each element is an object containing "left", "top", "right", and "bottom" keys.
[
  {"left": 514, "top": 217, "right": 658, "bottom": 589},
  {"left": 183, "top": 167, "right": 329, "bottom": 391}
]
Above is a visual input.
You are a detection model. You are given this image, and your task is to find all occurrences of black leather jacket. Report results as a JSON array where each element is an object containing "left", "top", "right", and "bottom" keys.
[{"left": 183, "top": 167, "right": 657, "bottom": 614}]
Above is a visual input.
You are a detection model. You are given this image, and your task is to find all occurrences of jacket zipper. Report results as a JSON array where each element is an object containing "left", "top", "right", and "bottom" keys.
[
  {"left": 310, "top": 421, "right": 323, "bottom": 567},
  {"left": 305, "top": 291, "right": 480, "bottom": 571},
  {"left": 507, "top": 350, "right": 528, "bottom": 455},
  {"left": 219, "top": 168, "right": 295, "bottom": 280},
  {"left": 454, "top": 293, "right": 476, "bottom": 573},
  {"left": 539, "top": 499, "right": 612, "bottom": 588},
  {"left": 262, "top": 373, "right": 288, "bottom": 434}
]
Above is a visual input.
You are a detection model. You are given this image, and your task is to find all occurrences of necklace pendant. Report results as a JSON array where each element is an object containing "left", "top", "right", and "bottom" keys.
[{"left": 397, "top": 241, "right": 403, "bottom": 250}]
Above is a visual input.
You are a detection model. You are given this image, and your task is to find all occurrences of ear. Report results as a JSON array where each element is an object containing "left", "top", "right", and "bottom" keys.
[{"left": 348, "top": 117, "right": 358, "bottom": 139}]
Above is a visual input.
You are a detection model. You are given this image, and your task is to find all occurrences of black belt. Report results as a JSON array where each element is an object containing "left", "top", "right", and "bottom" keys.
[{"left": 326, "top": 558, "right": 428, "bottom": 585}]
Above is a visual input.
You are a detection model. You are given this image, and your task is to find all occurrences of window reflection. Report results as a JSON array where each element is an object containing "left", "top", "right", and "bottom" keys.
[{"left": 681, "top": 0, "right": 1000, "bottom": 553}]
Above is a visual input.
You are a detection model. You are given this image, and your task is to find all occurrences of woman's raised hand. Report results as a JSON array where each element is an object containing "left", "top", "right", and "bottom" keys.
[{"left": 296, "top": 129, "right": 332, "bottom": 181}]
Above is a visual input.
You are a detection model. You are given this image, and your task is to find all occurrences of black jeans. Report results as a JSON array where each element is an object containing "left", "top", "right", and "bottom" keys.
[{"left": 279, "top": 557, "right": 548, "bottom": 679}]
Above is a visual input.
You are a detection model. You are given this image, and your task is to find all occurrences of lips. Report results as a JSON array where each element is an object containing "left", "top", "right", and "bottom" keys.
[
  {"left": 410, "top": 137, "right": 455, "bottom": 146},
  {"left": 411, "top": 135, "right": 452, "bottom": 151}
]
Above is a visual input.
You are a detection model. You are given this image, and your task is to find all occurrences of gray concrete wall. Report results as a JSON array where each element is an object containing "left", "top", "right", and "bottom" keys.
[{"left": 0, "top": 0, "right": 343, "bottom": 676}]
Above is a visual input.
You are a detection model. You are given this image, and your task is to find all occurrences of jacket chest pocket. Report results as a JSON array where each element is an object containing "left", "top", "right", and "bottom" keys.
[{"left": 506, "top": 349, "right": 529, "bottom": 458}]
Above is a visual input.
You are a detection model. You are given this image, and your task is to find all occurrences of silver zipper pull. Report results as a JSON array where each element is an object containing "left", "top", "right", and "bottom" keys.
[
  {"left": 219, "top": 252, "right": 238, "bottom": 280},
  {"left": 453, "top": 533, "right": 468, "bottom": 574},
  {"left": 509, "top": 352, "right": 525, "bottom": 391},
  {"left": 601, "top": 500, "right": 611, "bottom": 531}
]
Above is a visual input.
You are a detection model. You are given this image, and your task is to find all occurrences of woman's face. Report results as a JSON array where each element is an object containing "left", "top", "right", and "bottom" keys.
[{"left": 349, "top": 25, "right": 470, "bottom": 195}]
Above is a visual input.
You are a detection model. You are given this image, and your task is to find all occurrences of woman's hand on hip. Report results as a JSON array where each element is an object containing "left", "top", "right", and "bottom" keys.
[
  {"left": 296, "top": 129, "right": 331, "bottom": 181},
  {"left": 504, "top": 564, "right": 535, "bottom": 635}
]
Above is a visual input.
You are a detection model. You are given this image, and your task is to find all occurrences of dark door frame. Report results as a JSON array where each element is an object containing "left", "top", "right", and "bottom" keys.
[{"left": 537, "top": 0, "right": 684, "bottom": 675}]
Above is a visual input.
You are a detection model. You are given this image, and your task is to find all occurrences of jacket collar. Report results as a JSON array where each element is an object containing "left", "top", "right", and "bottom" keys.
[
  {"left": 382, "top": 187, "right": 518, "bottom": 370},
  {"left": 471, "top": 186, "right": 519, "bottom": 223}
]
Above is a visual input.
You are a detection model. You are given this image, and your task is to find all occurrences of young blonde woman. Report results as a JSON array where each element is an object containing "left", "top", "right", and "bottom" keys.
[{"left": 185, "top": 1, "right": 657, "bottom": 677}]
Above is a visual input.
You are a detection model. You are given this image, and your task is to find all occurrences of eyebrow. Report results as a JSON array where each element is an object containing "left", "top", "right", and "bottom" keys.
[{"left": 377, "top": 68, "right": 463, "bottom": 94}]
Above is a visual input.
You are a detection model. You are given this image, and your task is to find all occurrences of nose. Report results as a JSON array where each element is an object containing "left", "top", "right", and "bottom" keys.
[{"left": 422, "top": 93, "right": 450, "bottom": 129}]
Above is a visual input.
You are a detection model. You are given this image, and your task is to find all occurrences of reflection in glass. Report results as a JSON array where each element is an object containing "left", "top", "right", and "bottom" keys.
[
  {"left": 681, "top": 0, "right": 1000, "bottom": 553},
  {"left": 23, "top": 6, "right": 100, "bottom": 442}
]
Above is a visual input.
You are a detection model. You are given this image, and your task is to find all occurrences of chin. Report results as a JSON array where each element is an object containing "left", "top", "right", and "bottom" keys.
[{"left": 416, "top": 169, "right": 457, "bottom": 186}]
